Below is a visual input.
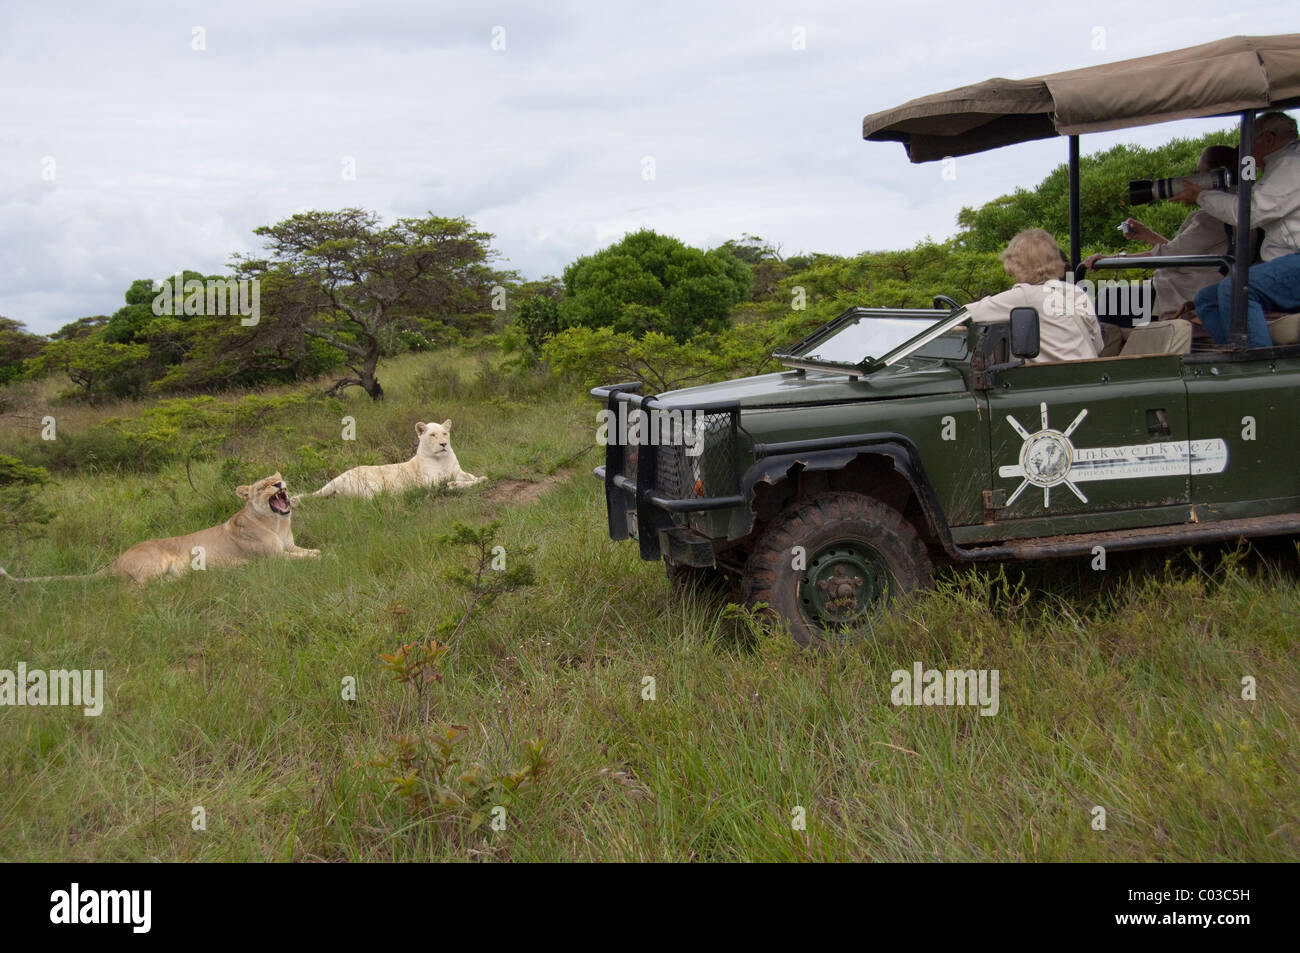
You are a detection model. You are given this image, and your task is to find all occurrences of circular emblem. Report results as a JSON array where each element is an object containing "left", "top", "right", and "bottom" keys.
[{"left": 1019, "top": 431, "right": 1073, "bottom": 486}]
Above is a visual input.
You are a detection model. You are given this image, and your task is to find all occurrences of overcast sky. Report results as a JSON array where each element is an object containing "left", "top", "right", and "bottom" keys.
[{"left": 1, "top": 2, "right": 1296, "bottom": 335}]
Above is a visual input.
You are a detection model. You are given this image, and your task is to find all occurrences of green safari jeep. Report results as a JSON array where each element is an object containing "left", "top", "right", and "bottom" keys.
[{"left": 591, "top": 36, "right": 1300, "bottom": 644}]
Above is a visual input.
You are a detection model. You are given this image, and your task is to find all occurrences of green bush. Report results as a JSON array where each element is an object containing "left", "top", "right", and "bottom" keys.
[
  {"left": 559, "top": 230, "right": 751, "bottom": 342},
  {"left": 19, "top": 392, "right": 332, "bottom": 475}
]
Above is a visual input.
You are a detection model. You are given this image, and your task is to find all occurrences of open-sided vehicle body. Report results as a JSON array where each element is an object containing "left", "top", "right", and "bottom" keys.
[{"left": 593, "top": 35, "right": 1300, "bottom": 643}]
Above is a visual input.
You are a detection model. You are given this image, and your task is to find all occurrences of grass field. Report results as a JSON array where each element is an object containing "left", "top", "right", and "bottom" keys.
[{"left": 1, "top": 349, "right": 1297, "bottom": 861}]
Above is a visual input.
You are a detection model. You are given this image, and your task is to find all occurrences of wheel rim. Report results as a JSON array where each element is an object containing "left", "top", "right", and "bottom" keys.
[{"left": 797, "top": 538, "right": 895, "bottom": 635}]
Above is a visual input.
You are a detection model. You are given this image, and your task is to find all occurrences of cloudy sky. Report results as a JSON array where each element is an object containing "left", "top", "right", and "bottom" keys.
[{"left": 1, "top": 1, "right": 1296, "bottom": 334}]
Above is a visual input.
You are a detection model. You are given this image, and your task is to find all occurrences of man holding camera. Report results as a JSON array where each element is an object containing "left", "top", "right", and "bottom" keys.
[
  {"left": 1085, "top": 145, "right": 1238, "bottom": 322},
  {"left": 1176, "top": 111, "right": 1300, "bottom": 348}
]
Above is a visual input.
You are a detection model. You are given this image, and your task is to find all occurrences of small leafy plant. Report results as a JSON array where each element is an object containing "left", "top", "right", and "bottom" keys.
[
  {"left": 0, "top": 454, "right": 55, "bottom": 574},
  {"left": 370, "top": 729, "right": 551, "bottom": 830},
  {"left": 436, "top": 520, "right": 535, "bottom": 646}
]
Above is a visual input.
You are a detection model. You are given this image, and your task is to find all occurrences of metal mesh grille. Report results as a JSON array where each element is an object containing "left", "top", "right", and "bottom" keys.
[
  {"left": 655, "top": 444, "right": 684, "bottom": 499},
  {"left": 651, "top": 411, "right": 736, "bottom": 500}
]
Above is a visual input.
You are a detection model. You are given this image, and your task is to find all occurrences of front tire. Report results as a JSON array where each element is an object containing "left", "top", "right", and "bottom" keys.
[{"left": 742, "top": 492, "right": 932, "bottom": 646}]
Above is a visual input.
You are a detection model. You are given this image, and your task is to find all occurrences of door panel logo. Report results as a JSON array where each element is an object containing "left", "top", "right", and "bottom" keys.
[{"left": 998, "top": 402, "right": 1228, "bottom": 507}]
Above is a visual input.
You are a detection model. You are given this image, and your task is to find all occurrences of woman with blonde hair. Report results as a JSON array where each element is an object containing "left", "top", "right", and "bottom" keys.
[{"left": 964, "top": 229, "right": 1103, "bottom": 363}]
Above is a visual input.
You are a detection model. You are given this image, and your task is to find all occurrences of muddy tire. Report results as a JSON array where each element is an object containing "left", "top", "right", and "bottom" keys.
[{"left": 742, "top": 492, "right": 932, "bottom": 646}]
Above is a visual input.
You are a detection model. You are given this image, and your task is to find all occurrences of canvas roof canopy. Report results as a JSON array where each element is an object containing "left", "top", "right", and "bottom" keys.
[{"left": 863, "top": 34, "right": 1300, "bottom": 162}]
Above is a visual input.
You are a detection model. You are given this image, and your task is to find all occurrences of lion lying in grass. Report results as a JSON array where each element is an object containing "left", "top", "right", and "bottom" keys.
[
  {"left": 296, "top": 419, "right": 486, "bottom": 502},
  {"left": 0, "top": 472, "right": 320, "bottom": 585}
]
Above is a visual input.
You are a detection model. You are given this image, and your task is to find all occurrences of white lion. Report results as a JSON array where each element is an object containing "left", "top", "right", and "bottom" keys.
[{"left": 297, "top": 419, "right": 486, "bottom": 502}]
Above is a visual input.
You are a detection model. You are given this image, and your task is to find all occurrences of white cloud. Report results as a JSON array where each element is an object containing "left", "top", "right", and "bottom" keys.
[{"left": 0, "top": 0, "right": 1295, "bottom": 333}]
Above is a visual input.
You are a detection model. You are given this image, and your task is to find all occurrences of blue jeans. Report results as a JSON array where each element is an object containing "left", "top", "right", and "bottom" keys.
[{"left": 1194, "top": 252, "right": 1300, "bottom": 348}]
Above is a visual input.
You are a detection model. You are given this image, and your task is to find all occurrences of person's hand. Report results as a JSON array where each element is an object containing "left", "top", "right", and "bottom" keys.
[
  {"left": 1124, "top": 219, "right": 1162, "bottom": 245},
  {"left": 1170, "top": 183, "right": 1202, "bottom": 205},
  {"left": 1083, "top": 252, "right": 1106, "bottom": 270}
]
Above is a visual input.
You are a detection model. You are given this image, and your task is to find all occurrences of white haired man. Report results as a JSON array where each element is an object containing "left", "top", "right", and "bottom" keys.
[{"left": 1176, "top": 111, "right": 1300, "bottom": 348}]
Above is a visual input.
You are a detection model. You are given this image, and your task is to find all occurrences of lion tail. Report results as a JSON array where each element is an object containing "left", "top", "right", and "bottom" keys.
[{"left": 0, "top": 565, "right": 108, "bottom": 583}]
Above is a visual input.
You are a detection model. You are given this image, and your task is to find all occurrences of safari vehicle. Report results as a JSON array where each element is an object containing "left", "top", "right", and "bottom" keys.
[{"left": 592, "top": 35, "right": 1300, "bottom": 644}]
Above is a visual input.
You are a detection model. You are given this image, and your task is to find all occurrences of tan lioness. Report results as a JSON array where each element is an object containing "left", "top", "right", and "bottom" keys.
[
  {"left": 0, "top": 473, "right": 320, "bottom": 585},
  {"left": 297, "top": 419, "right": 486, "bottom": 501}
]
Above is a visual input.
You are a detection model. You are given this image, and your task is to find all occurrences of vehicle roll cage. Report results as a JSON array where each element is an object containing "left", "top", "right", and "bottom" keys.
[{"left": 1062, "top": 111, "right": 1257, "bottom": 347}]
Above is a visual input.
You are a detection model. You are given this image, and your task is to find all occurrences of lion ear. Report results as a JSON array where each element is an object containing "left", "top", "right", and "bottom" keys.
[
  {"left": 235, "top": 484, "right": 252, "bottom": 500},
  {"left": 441, "top": 419, "right": 452, "bottom": 430},
  {"left": 415, "top": 422, "right": 427, "bottom": 436}
]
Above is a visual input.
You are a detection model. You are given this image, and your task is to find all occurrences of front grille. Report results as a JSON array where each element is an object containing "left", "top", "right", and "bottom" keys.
[{"left": 651, "top": 411, "right": 737, "bottom": 500}]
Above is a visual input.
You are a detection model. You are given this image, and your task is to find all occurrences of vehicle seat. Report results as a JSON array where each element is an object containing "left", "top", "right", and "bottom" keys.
[
  {"left": 1267, "top": 312, "right": 1300, "bottom": 345},
  {"left": 1120, "top": 319, "right": 1193, "bottom": 357},
  {"left": 1099, "top": 324, "right": 1124, "bottom": 357}
]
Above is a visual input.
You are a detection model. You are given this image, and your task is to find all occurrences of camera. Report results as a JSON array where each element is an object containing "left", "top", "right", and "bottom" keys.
[{"left": 1129, "top": 167, "right": 1237, "bottom": 205}]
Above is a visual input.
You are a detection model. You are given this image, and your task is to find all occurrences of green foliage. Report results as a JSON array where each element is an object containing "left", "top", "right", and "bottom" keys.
[
  {"left": 777, "top": 240, "right": 1007, "bottom": 318},
  {"left": 545, "top": 309, "right": 829, "bottom": 393},
  {"left": 571, "top": 239, "right": 1001, "bottom": 390},
  {"left": 0, "top": 317, "right": 46, "bottom": 386},
  {"left": 714, "top": 234, "right": 824, "bottom": 301},
  {"left": 24, "top": 270, "right": 303, "bottom": 400},
  {"left": 954, "top": 129, "right": 1239, "bottom": 256},
  {"left": 28, "top": 335, "right": 152, "bottom": 401},
  {"left": 0, "top": 453, "right": 54, "bottom": 572},
  {"left": 379, "top": 639, "right": 452, "bottom": 725},
  {"left": 21, "top": 392, "right": 325, "bottom": 475},
  {"left": 371, "top": 613, "right": 548, "bottom": 826},
  {"left": 435, "top": 520, "right": 536, "bottom": 645},
  {"left": 369, "top": 726, "right": 550, "bottom": 829},
  {"left": 513, "top": 294, "right": 562, "bottom": 357},
  {"left": 235, "top": 208, "right": 504, "bottom": 399},
  {"left": 559, "top": 229, "right": 751, "bottom": 341}
]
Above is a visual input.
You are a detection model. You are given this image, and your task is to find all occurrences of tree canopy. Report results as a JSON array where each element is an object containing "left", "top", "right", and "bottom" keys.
[
  {"left": 558, "top": 229, "right": 751, "bottom": 342},
  {"left": 235, "top": 209, "right": 503, "bottom": 399},
  {"left": 954, "top": 128, "right": 1239, "bottom": 255}
]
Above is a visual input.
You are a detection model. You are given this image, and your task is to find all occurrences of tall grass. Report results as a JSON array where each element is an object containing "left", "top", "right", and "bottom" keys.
[{"left": 1, "top": 350, "right": 1297, "bottom": 861}]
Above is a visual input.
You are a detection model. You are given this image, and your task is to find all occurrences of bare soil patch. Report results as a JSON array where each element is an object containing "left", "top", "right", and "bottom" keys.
[{"left": 482, "top": 470, "right": 572, "bottom": 506}]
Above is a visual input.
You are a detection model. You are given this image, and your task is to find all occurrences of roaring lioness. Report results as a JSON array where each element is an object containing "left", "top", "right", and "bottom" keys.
[
  {"left": 0, "top": 472, "right": 320, "bottom": 585},
  {"left": 298, "top": 419, "right": 486, "bottom": 501}
]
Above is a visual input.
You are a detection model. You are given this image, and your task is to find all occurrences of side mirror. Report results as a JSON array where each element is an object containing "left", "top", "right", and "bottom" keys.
[{"left": 1009, "top": 307, "right": 1040, "bottom": 360}]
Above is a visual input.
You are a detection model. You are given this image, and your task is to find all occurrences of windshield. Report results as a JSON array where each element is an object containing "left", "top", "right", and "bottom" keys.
[{"left": 783, "top": 309, "right": 968, "bottom": 369}]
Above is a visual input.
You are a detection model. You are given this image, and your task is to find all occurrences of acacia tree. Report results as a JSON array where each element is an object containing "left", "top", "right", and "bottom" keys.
[
  {"left": 0, "top": 317, "right": 47, "bottom": 385},
  {"left": 236, "top": 209, "right": 501, "bottom": 399}
]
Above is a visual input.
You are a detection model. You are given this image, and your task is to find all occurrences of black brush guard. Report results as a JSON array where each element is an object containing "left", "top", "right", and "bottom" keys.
[{"left": 591, "top": 382, "right": 743, "bottom": 561}]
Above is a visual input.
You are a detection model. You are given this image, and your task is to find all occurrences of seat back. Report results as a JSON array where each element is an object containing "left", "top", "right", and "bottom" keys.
[
  {"left": 1268, "top": 313, "right": 1300, "bottom": 345},
  {"left": 1120, "top": 319, "right": 1193, "bottom": 357}
]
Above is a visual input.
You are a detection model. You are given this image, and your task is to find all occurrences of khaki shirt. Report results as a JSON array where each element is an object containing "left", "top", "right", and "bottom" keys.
[
  {"left": 1147, "top": 209, "right": 1229, "bottom": 319},
  {"left": 1198, "top": 139, "right": 1300, "bottom": 261},
  {"left": 964, "top": 280, "right": 1103, "bottom": 363}
]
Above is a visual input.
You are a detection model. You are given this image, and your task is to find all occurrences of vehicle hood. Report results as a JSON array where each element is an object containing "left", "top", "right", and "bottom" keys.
[{"left": 652, "top": 358, "right": 967, "bottom": 410}]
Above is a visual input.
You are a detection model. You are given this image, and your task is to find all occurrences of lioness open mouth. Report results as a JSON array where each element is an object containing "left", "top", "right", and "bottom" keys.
[{"left": 269, "top": 490, "right": 291, "bottom": 515}]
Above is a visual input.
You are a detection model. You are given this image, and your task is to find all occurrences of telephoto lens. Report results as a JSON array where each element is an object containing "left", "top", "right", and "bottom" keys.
[{"left": 1129, "top": 167, "right": 1236, "bottom": 205}]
